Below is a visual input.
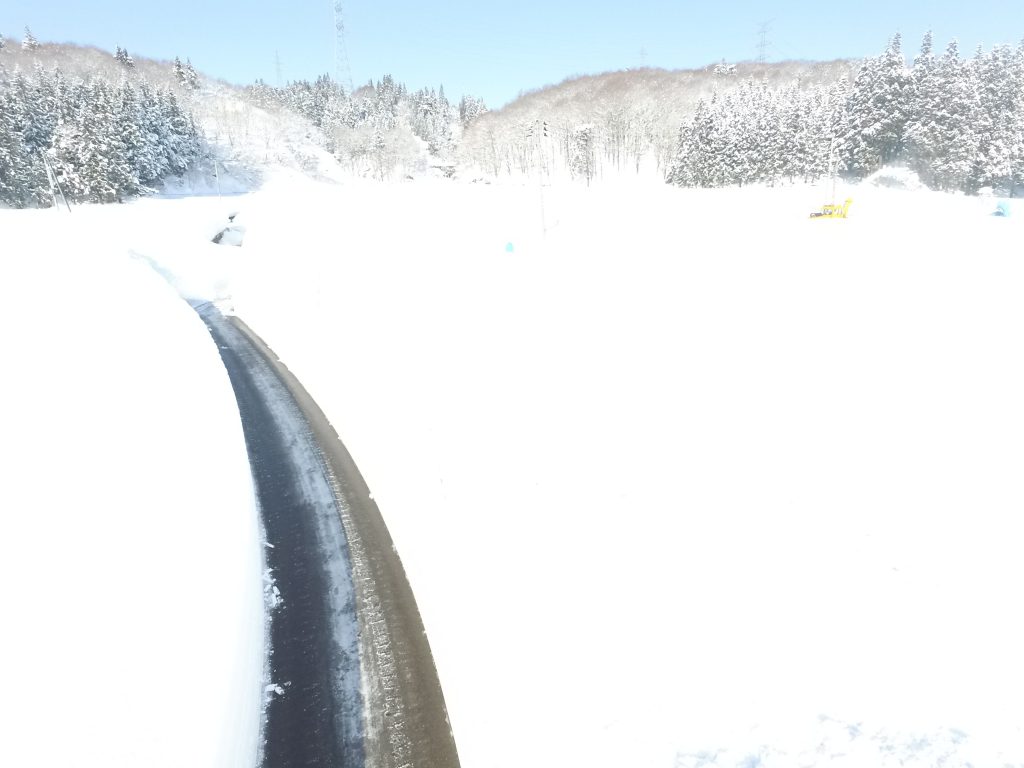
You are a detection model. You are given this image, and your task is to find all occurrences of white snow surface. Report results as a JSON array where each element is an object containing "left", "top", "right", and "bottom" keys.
[
  {"left": 3, "top": 171, "right": 1024, "bottom": 768},
  {"left": 0, "top": 211, "right": 264, "bottom": 767}
]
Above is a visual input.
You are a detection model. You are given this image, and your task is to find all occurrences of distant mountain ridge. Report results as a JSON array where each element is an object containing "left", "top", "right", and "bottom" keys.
[
  {"left": 3, "top": 31, "right": 1022, "bottom": 202},
  {"left": 458, "top": 59, "right": 858, "bottom": 179}
]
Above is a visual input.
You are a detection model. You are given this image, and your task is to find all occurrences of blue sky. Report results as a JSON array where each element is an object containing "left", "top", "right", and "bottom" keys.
[{"left": 1, "top": 1, "right": 1021, "bottom": 107}]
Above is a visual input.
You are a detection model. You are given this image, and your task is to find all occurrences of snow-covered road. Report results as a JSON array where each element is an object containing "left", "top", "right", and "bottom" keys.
[{"left": 198, "top": 304, "right": 459, "bottom": 768}]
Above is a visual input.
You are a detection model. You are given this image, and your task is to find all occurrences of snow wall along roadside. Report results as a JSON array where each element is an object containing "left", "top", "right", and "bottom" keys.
[{"left": 0, "top": 211, "right": 265, "bottom": 768}]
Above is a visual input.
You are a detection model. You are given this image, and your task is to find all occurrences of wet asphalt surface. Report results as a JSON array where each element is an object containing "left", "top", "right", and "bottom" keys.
[{"left": 197, "top": 304, "right": 460, "bottom": 768}]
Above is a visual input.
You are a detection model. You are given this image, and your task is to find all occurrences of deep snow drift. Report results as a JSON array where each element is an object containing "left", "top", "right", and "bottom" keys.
[
  {"left": 0, "top": 212, "right": 265, "bottom": 768},
  {"left": 2, "top": 172, "right": 1022, "bottom": 768}
]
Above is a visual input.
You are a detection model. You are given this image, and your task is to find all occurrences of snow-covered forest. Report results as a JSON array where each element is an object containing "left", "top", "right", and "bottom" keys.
[
  {"left": 2, "top": 28, "right": 1023, "bottom": 205},
  {"left": 0, "top": 31, "right": 201, "bottom": 206},
  {"left": 667, "top": 34, "right": 1024, "bottom": 194},
  {"left": 456, "top": 60, "right": 856, "bottom": 181},
  {"left": 246, "top": 74, "right": 485, "bottom": 179}
]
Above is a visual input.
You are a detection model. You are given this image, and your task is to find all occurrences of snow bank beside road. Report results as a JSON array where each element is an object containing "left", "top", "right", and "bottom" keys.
[{"left": 0, "top": 210, "right": 264, "bottom": 768}]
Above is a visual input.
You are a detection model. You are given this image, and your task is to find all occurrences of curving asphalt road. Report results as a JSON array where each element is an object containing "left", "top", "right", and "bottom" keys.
[{"left": 197, "top": 303, "right": 460, "bottom": 768}]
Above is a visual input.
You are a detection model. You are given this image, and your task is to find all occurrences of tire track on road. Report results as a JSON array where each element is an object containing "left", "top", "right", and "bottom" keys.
[{"left": 198, "top": 304, "right": 459, "bottom": 768}]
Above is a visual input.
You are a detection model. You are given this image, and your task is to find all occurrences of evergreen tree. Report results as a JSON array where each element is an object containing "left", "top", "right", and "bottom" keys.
[
  {"left": 136, "top": 82, "right": 172, "bottom": 183},
  {"left": 458, "top": 95, "right": 487, "bottom": 126},
  {"left": 409, "top": 85, "right": 454, "bottom": 155},
  {"left": 723, "top": 85, "right": 755, "bottom": 185},
  {"left": 22, "top": 27, "right": 39, "bottom": 51},
  {"left": 844, "top": 34, "right": 910, "bottom": 177},
  {"left": 0, "top": 87, "right": 39, "bottom": 206},
  {"left": 667, "top": 96, "right": 720, "bottom": 187},
  {"left": 183, "top": 59, "right": 200, "bottom": 89},
  {"left": 568, "top": 124, "right": 596, "bottom": 184},
  {"left": 1, "top": 59, "right": 203, "bottom": 206},
  {"left": 970, "top": 44, "right": 1021, "bottom": 192},
  {"left": 173, "top": 57, "right": 186, "bottom": 87},
  {"left": 1011, "top": 42, "right": 1024, "bottom": 195},
  {"left": 930, "top": 40, "right": 980, "bottom": 191},
  {"left": 904, "top": 31, "right": 944, "bottom": 186},
  {"left": 113, "top": 81, "right": 145, "bottom": 194},
  {"left": 115, "top": 46, "right": 136, "bottom": 69}
]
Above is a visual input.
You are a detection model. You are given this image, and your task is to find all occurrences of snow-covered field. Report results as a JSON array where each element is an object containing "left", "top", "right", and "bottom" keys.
[{"left": 3, "top": 172, "right": 1023, "bottom": 768}]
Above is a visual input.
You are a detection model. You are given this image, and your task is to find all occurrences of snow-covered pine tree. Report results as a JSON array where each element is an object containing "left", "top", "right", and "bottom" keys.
[
  {"left": 843, "top": 34, "right": 910, "bottom": 177},
  {"left": 157, "top": 86, "right": 201, "bottom": 176},
  {"left": 568, "top": 124, "right": 596, "bottom": 184},
  {"left": 0, "top": 89, "right": 20, "bottom": 203},
  {"left": 776, "top": 85, "right": 802, "bottom": 183},
  {"left": 114, "top": 46, "right": 135, "bottom": 69},
  {"left": 667, "top": 96, "right": 720, "bottom": 187},
  {"left": 927, "top": 40, "right": 980, "bottom": 191},
  {"left": 112, "top": 80, "right": 145, "bottom": 195},
  {"left": 458, "top": 95, "right": 487, "bottom": 127},
  {"left": 22, "top": 27, "right": 39, "bottom": 51},
  {"left": 903, "top": 31, "right": 944, "bottom": 186},
  {"left": 969, "top": 44, "right": 1021, "bottom": 193},
  {"left": 1, "top": 60, "right": 205, "bottom": 206},
  {"left": 724, "top": 84, "right": 758, "bottom": 185},
  {"left": 803, "top": 88, "right": 835, "bottom": 182},
  {"left": 0, "top": 86, "right": 46, "bottom": 206},
  {"left": 1011, "top": 41, "right": 1024, "bottom": 195},
  {"left": 15, "top": 68, "right": 56, "bottom": 154},
  {"left": 369, "top": 75, "right": 401, "bottom": 131},
  {"left": 173, "top": 57, "right": 186, "bottom": 87},
  {"left": 49, "top": 77, "right": 95, "bottom": 200},
  {"left": 369, "top": 126, "right": 391, "bottom": 180},
  {"left": 824, "top": 76, "right": 851, "bottom": 173},
  {"left": 184, "top": 59, "right": 200, "bottom": 89},
  {"left": 409, "top": 85, "right": 455, "bottom": 155},
  {"left": 75, "top": 79, "right": 124, "bottom": 202},
  {"left": 136, "top": 81, "right": 172, "bottom": 184},
  {"left": 753, "top": 82, "right": 784, "bottom": 184}
]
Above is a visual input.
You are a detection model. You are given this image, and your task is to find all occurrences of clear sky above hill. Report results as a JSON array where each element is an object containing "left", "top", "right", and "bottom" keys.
[{"left": 1, "top": 1, "right": 1020, "bottom": 107}]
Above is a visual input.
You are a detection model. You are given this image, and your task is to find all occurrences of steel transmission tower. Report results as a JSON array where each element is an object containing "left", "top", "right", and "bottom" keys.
[
  {"left": 756, "top": 21, "right": 773, "bottom": 65},
  {"left": 333, "top": 0, "right": 354, "bottom": 92}
]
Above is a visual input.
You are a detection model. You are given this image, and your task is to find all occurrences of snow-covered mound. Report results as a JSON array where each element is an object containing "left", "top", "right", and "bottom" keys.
[{"left": 864, "top": 166, "right": 925, "bottom": 190}]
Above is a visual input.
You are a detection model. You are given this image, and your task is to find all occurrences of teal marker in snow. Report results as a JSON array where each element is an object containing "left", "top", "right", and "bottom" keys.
[{"left": 506, "top": 242, "right": 515, "bottom": 253}]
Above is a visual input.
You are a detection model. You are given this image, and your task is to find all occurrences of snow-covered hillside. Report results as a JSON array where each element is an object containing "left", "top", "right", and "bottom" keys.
[{"left": 8, "top": 171, "right": 1008, "bottom": 768}]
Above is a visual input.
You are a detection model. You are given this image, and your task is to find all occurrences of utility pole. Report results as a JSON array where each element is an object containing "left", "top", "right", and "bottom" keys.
[
  {"left": 640, "top": 47, "right": 648, "bottom": 68},
  {"left": 275, "top": 49, "right": 283, "bottom": 86}
]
